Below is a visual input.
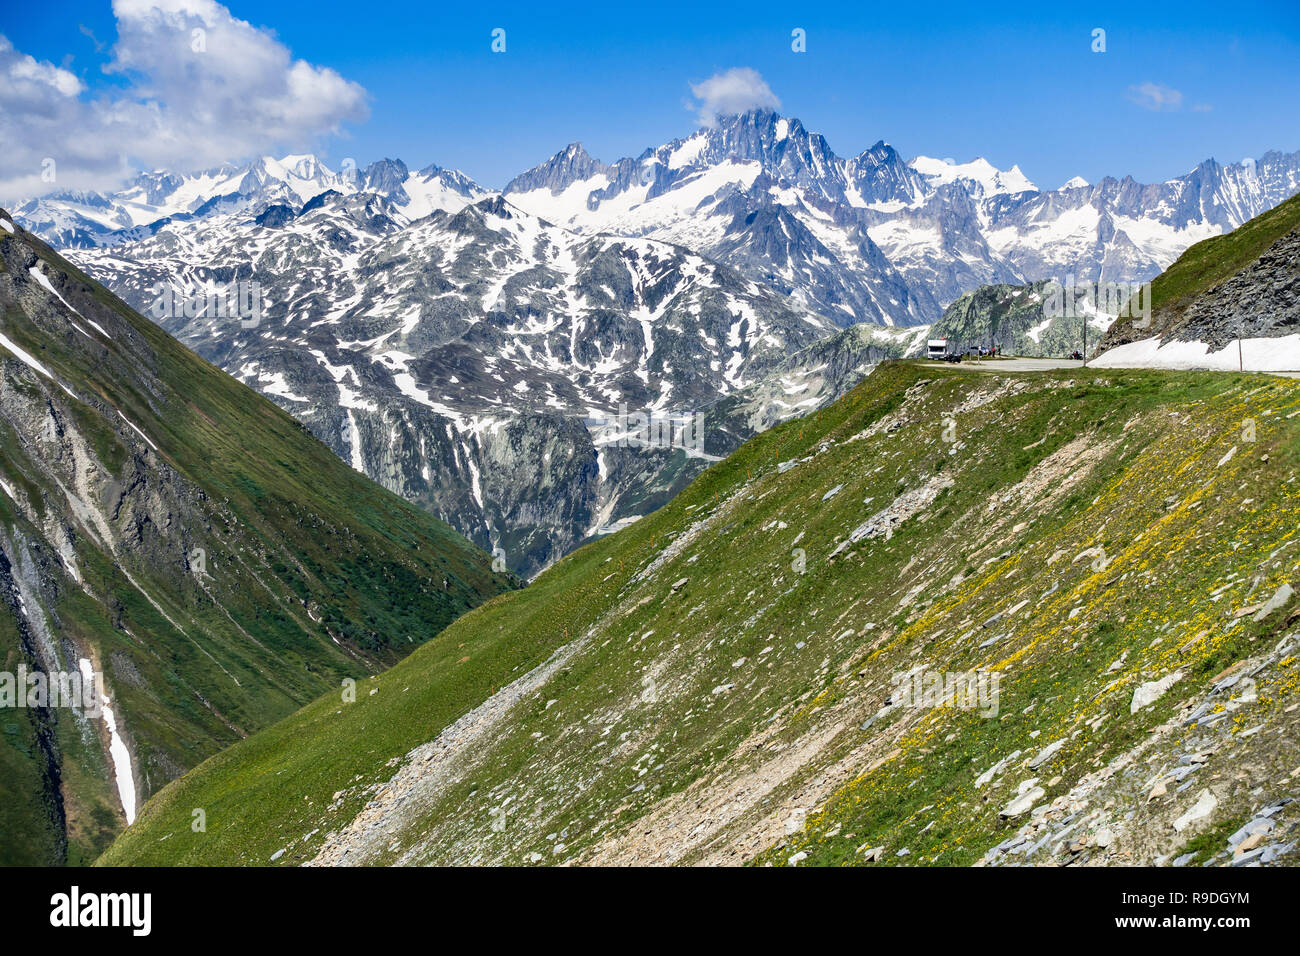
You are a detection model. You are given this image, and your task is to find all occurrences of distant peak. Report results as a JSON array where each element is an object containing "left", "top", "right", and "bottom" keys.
[
  {"left": 856, "top": 140, "right": 903, "bottom": 164},
  {"left": 721, "top": 107, "right": 787, "bottom": 129},
  {"left": 473, "top": 194, "right": 515, "bottom": 217},
  {"left": 503, "top": 142, "right": 609, "bottom": 196},
  {"left": 910, "top": 155, "right": 1037, "bottom": 195}
]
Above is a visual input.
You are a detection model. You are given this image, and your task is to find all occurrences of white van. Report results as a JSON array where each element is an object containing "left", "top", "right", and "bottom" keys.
[{"left": 927, "top": 339, "right": 948, "bottom": 360}]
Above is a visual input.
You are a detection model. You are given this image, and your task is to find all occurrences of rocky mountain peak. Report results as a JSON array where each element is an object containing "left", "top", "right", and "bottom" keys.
[
  {"left": 361, "top": 158, "right": 411, "bottom": 194},
  {"left": 504, "top": 142, "right": 611, "bottom": 195},
  {"left": 848, "top": 140, "right": 927, "bottom": 204},
  {"left": 701, "top": 109, "right": 838, "bottom": 182}
]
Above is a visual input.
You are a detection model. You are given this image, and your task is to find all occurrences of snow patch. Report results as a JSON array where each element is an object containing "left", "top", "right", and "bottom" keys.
[
  {"left": 1093, "top": 335, "right": 1300, "bottom": 372},
  {"left": 78, "top": 658, "right": 136, "bottom": 824}
]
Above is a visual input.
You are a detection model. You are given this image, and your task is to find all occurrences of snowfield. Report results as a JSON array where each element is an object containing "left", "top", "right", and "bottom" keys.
[{"left": 1093, "top": 335, "right": 1300, "bottom": 372}]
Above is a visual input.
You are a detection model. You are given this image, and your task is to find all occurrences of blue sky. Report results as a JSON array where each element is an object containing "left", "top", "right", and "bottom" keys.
[{"left": 3, "top": 0, "right": 1298, "bottom": 195}]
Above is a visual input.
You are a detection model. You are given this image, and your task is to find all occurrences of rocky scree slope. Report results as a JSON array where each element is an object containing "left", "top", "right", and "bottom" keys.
[
  {"left": 102, "top": 360, "right": 1300, "bottom": 867},
  {"left": 0, "top": 210, "right": 508, "bottom": 865}
]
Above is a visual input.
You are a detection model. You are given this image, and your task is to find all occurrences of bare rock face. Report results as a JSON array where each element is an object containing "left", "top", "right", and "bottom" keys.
[
  {"left": 1173, "top": 228, "right": 1300, "bottom": 350},
  {"left": 1100, "top": 198, "right": 1300, "bottom": 354}
]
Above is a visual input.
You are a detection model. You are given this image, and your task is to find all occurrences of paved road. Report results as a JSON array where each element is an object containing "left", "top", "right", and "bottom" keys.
[
  {"left": 923, "top": 358, "right": 1300, "bottom": 378},
  {"left": 922, "top": 358, "right": 1086, "bottom": 372}
]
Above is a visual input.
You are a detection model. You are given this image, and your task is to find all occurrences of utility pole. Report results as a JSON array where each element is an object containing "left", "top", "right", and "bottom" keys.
[{"left": 1238, "top": 312, "right": 1244, "bottom": 372}]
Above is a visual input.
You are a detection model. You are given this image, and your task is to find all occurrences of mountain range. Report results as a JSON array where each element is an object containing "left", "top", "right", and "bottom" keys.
[
  {"left": 65, "top": 187, "right": 918, "bottom": 577},
  {"left": 19, "top": 110, "right": 1300, "bottom": 331},
  {"left": 12, "top": 110, "right": 1300, "bottom": 574},
  {"left": 501, "top": 110, "right": 1300, "bottom": 327},
  {"left": 11, "top": 154, "right": 485, "bottom": 250}
]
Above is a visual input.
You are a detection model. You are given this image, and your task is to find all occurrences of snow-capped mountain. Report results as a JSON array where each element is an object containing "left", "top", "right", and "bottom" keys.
[
  {"left": 21, "top": 110, "right": 1300, "bottom": 329},
  {"left": 502, "top": 109, "right": 1300, "bottom": 326},
  {"left": 71, "top": 191, "right": 861, "bottom": 576},
  {"left": 502, "top": 113, "right": 936, "bottom": 326},
  {"left": 10, "top": 154, "right": 485, "bottom": 249},
  {"left": 909, "top": 155, "right": 1038, "bottom": 197}
]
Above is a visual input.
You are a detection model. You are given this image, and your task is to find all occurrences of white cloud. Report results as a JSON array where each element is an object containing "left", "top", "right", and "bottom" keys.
[
  {"left": 688, "top": 67, "right": 780, "bottom": 126},
  {"left": 3, "top": 40, "right": 85, "bottom": 97},
  {"left": 0, "top": 0, "right": 368, "bottom": 200},
  {"left": 1126, "top": 82, "right": 1183, "bottom": 112}
]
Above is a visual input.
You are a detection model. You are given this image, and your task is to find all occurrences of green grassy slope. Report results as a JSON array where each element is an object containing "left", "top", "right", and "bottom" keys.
[
  {"left": 1104, "top": 191, "right": 1300, "bottom": 347},
  {"left": 102, "top": 359, "right": 1300, "bottom": 867},
  {"left": 0, "top": 213, "right": 511, "bottom": 864}
]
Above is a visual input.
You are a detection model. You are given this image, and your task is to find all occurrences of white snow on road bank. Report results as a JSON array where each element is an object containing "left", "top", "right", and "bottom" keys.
[{"left": 1093, "top": 335, "right": 1300, "bottom": 372}]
